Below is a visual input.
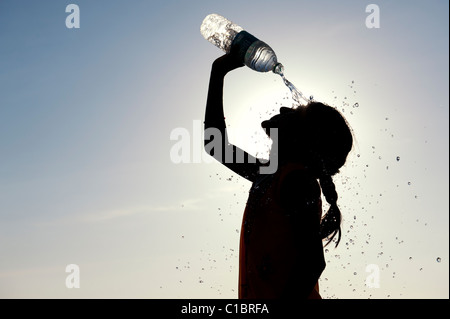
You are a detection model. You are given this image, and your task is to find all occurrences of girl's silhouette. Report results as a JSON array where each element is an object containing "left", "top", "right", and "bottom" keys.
[{"left": 204, "top": 53, "right": 353, "bottom": 299}]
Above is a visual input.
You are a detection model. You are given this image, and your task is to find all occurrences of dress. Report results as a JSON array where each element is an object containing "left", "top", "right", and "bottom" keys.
[{"left": 238, "top": 162, "right": 325, "bottom": 299}]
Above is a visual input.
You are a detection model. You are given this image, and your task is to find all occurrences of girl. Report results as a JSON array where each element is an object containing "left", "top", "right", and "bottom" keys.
[{"left": 204, "top": 53, "right": 353, "bottom": 299}]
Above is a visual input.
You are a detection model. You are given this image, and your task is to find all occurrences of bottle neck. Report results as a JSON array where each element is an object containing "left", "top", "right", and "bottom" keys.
[{"left": 273, "top": 63, "right": 284, "bottom": 74}]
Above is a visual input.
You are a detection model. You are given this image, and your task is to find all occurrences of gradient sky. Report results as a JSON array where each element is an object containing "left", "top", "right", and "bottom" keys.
[{"left": 0, "top": 0, "right": 448, "bottom": 298}]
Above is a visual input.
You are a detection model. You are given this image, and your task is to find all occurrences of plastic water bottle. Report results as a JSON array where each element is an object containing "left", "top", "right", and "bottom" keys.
[{"left": 200, "top": 14, "right": 281, "bottom": 73}]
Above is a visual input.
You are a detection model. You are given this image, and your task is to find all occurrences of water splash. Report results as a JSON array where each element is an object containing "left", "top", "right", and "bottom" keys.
[{"left": 273, "top": 63, "right": 309, "bottom": 106}]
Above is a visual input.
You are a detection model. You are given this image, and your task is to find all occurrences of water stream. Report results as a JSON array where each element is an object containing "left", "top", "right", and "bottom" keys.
[{"left": 273, "top": 63, "right": 309, "bottom": 106}]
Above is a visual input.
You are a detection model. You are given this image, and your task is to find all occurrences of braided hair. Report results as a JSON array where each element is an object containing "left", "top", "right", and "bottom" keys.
[{"left": 319, "top": 174, "right": 341, "bottom": 247}]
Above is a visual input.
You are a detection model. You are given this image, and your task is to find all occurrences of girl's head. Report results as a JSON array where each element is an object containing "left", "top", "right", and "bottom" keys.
[{"left": 262, "top": 102, "right": 354, "bottom": 246}]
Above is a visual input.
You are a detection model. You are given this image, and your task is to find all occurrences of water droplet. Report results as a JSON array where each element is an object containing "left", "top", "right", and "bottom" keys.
[
  {"left": 353, "top": 103, "right": 359, "bottom": 108},
  {"left": 437, "top": 257, "right": 441, "bottom": 263},
  {"left": 409, "top": 257, "right": 413, "bottom": 260},
  {"left": 353, "top": 272, "right": 357, "bottom": 275}
]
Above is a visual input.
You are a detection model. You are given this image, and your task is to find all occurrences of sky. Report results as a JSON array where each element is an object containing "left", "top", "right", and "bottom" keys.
[{"left": 0, "top": 0, "right": 448, "bottom": 299}]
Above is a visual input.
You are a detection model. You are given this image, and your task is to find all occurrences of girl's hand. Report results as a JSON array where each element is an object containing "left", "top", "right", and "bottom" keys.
[{"left": 211, "top": 52, "right": 244, "bottom": 76}]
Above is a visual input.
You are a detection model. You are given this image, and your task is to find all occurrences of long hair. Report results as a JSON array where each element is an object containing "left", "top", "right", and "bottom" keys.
[{"left": 288, "top": 102, "right": 353, "bottom": 247}]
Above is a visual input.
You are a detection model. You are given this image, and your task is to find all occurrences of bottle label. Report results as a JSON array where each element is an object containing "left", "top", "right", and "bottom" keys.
[{"left": 231, "top": 31, "right": 259, "bottom": 62}]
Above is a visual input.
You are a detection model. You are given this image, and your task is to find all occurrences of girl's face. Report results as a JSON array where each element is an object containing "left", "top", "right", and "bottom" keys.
[
  {"left": 261, "top": 106, "right": 309, "bottom": 162},
  {"left": 261, "top": 107, "right": 305, "bottom": 136},
  {"left": 261, "top": 107, "right": 293, "bottom": 131}
]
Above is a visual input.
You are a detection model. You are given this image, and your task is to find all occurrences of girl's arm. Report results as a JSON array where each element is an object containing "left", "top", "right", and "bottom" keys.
[{"left": 204, "top": 54, "right": 264, "bottom": 182}]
